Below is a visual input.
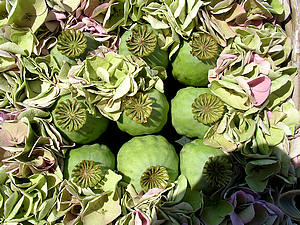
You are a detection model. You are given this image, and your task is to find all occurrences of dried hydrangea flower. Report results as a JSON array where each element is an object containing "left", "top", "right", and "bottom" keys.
[
  {"left": 116, "top": 177, "right": 201, "bottom": 225},
  {"left": 68, "top": 52, "right": 166, "bottom": 121},
  {"left": 0, "top": 169, "right": 61, "bottom": 223},
  {"left": 55, "top": 170, "right": 122, "bottom": 224},
  {"left": 198, "top": 0, "right": 289, "bottom": 46},
  {"left": 224, "top": 187, "right": 285, "bottom": 225}
]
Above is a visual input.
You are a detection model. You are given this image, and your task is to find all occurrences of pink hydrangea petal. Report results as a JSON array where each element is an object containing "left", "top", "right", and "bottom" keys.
[
  {"left": 68, "top": 22, "right": 86, "bottom": 30},
  {"left": 141, "top": 188, "right": 163, "bottom": 199},
  {"left": 0, "top": 130, "right": 15, "bottom": 147},
  {"left": 247, "top": 75, "right": 271, "bottom": 106},
  {"left": 79, "top": 17, "right": 105, "bottom": 33},
  {"left": 216, "top": 54, "right": 238, "bottom": 69},
  {"left": 84, "top": 0, "right": 100, "bottom": 17},
  {"left": 267, "top": 111, "right": 273, "bottom": 120},
  {"left": 253, "top": 54, "right": 271, "bottom": 75},
  {"left": 133, "top": 211, "right": 150, "bottom": 225},
  {"left": 215, "top": 54, "right": 238, "bottom": 74},
  {"left": 93, "top": 23, "right": 106, "bottom": 33},
  {"left": 247, "top": 19, "right": 264, "bottom": 28},
  {"left": 46, "top": 11, "right": 67, "bottom": 21},
  {"left": 247, "top": 75, "right": 271, "bottom": 92},
  {"left": 82, "top": 17, "right": 94, "bottom": 26}
]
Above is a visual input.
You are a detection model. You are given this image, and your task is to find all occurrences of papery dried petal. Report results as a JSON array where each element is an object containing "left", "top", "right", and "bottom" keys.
[
  {"left": 250, "top": 53, "right": 271, "bottom": 75},
  {"left": 133, "top": 210, "right": 151, "bottom": 225},
  {"left": 141, "top": 188, "right": 164, "bottom": 199},
  {"left": 247, "top": 75, "right": 271, "bottom": 106},
  {"left": 209, "top": 54, "right": 238, "bottom": 81},
  {"left": 0, "top": 121, "right": 28, "bottom": 147}
]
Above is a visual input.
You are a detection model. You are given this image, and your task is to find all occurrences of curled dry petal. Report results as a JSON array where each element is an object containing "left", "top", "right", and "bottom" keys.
[
  {"left": 46, "top": 10, "right": 67, "bottom": 21},
  {"left": 0, "top": 109, "right": 24, "bottom": 124},
  {"left": 68, "top": 16, "right": 106, "bottom": 34},
  {"left": 45, "top": 10, "right": 67, "bottom": 32},
  {"left": 249, "top": 53, "right": 271, "bottom": 75},
  {"left": 236, "top": 75, "right": 271, "bottom": 106},
  {"left": 209, "top": 54, "right": 238, "bottom": 81},
  {"left": 247, "top": 75, "right": 271, "bottom": 106},
  {"left": 133, "top": 210, "right": 151, "bottom": 225},
  {"left": 141, "top": 188, "right": 164, "bottom": 200},
  {"left": 0, "top": 121, "right": 28, "bottom": 147}
]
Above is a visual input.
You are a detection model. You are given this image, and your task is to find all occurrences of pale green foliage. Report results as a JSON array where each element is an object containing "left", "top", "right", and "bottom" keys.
[{"left": 68, "top": 52, "right": 166, "bottom": 120}]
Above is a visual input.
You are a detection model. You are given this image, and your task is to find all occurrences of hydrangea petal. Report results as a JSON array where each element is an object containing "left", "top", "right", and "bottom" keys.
[
  {"left": 133, "top": 210, "right": 151, "bottom": 225},
  {"left": 251, "top": 53, "right": 271, "bottom": 75},
  {"left": 247, "top": 75, "right": 271, "bottom": 106}
]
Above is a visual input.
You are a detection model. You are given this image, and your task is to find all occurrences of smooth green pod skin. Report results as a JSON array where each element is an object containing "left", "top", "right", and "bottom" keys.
[
  {"left": 52, "top": 94, "right": 109, "bottom": 144},
  {"left": 117, "top": 135, "right": 179, "bottom": 192},
  {"left": 172, "top": 41, "right": 215, "bottom": 86},
  {"left": 180, "top": 139, "right": 226, "bottom": 191},
  {"left": 117, "top": 89, "right": 169, "bottom": 136},
  {"left": 118, "top": 29, "right": 169, "bottom": 68},
  {"left": 171, "top": 87, "right": 211, "bottom": 138},
  {"left": 64, "top": 143, "right": 115, "bottom": 179}
]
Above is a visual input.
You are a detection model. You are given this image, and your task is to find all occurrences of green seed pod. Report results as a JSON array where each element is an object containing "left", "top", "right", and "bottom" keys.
[
  {"left": 172, "top": 33, "right": 219, "bottom": 86},
  {"left": 180, "top": 139, "right": 232, "bottom": 192},
  {"left": 57, "top": 29, "right": 87, "bottom": 58},
  {"left": 117, "top": 135, "right": 179, "bottom": 192},
  {"left": 192, "top": 93, "right": 225, "bottom": 125},
  {"left": 64, "top": 143, "right": 115, "bottom": 180},
  {"left": 72, "top": 160, "right": 104, "bottom": 189},
  {"left": 52, "top": 94, "right": 109, "bottom": 144},
  {"left": 117, "top": 89, "right": 169, "bottom": 136},
  {"left": 119, "top": 24, "right": 169, "bottom": 68},
  {"left": 171, "top": 87, "right": 212, "bottom": 138}
]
